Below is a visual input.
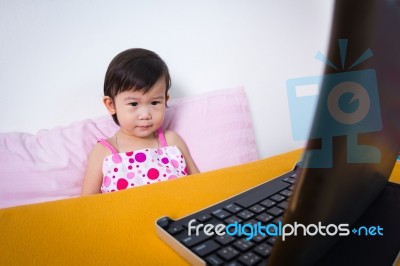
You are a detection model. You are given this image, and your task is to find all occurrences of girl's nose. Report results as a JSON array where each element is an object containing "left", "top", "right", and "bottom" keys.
[{"left": 138, "top": 106, "right": 152, "bottom": 120}]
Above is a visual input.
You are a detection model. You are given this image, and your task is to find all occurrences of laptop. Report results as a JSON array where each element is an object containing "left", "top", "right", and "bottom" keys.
[{"left": 156, "top": 0, "right": 400, "bottom": 265}]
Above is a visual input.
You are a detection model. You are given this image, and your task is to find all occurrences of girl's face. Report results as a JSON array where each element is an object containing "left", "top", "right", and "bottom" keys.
[{"left": 104, "top": 77, "right": 167, "bottom": 139}]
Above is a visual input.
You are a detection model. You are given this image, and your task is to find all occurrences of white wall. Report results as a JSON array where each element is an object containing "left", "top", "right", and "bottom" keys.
[{"left": 0, "top": 0, "right": 334, "bottom": 159}]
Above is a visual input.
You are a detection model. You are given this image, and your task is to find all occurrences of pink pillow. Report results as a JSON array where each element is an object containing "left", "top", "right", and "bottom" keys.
[{"left": 0, "top": 87, "right": 258, "bottom": 208}]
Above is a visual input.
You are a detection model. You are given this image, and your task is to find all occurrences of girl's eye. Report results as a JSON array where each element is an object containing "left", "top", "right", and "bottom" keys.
[
  {"left": 151, "top": 101, "right": 161, "bottom": 105},
  {"left": 129, "top": 102, "right": 138, "bottom": 107}
]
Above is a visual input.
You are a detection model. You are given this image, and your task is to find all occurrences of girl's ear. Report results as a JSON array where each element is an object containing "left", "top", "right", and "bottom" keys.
[{"left": 103, "top": 96, "right": 116, "bottom": 114}]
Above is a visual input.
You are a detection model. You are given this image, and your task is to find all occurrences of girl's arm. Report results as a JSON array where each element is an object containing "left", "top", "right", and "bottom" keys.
[
  {"left": 165, "top": 130, "right": 200, "bottom": 175},
  {"left": 81, "top": 143, "right": 107, "bottom": 195}
]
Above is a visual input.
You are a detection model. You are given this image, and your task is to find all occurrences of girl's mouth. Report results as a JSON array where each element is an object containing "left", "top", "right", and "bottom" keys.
[{"left": 136, "top": 125, "right": 152, "bottom": 129}]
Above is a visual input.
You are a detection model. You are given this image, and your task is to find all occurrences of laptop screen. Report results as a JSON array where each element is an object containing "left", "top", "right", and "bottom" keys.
[{"left": 269, "top": 0, "right": 400, "bottom": 264}]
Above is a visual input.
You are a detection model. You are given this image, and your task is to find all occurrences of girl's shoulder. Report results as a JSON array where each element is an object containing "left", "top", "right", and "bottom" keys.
[
  {"left": 89, "top": 138, "right": 115, "bottom": 159},
  {"left": 163, "top": 129, "right": 183, "bottom": 144},
  {"left": 163, "top": 129, "right": 188, "bottom": 150}
]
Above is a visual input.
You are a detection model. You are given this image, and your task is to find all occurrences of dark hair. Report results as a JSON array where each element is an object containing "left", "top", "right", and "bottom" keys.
[{"left": 104, "top": 48, "right": 171, "bottom": 125}]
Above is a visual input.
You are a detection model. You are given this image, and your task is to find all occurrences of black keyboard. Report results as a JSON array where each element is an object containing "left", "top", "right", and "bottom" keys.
[{"left": 156, "top": 163, "right": 300, "bottom": 266}]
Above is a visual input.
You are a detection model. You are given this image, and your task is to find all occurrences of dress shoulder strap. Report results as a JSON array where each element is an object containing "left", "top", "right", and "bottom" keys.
[
  {"left": 98, "top": 139, "right": 118, "bottom": 154},
  {"left": 157, "top": 128, "right": 168, "bottom": 148}
]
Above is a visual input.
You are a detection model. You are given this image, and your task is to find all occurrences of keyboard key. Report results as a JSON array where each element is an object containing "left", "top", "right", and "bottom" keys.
[
  {"left": 246, "top": 219, "right": 259, "bottom": 226},
  {"left": 278, "top": 201, "right": 289, "bottom": 210},
  {"left": 283, "top": 177, "right": 296, "bottom": 184},
  {"left": 267, "top": 206, "right": 285, "bottom": 217},
  {"left": 206, "top": 217, "right": 226, "bottom": 227},
  {"left": 238, "top": 251, "right": 261, "bottom": 266},
  {"left": 192, "top": 239, "right": 220, "bottom": 257},
  {"left": 214, "top": 234, "right": 236, "bottom": 246},
  {"left": 259, "top": 199, "right": 276, "bottom": 208},
  {"left": 267, "top": 236, "right": 278, "bottom": 245},
  {"left": 157, "top": 217, "right": 171, "bottom": 228},
  {"left": 249, "top": 204, "right": 266, "bottom": 214},
  {"left": 255, "top": 213, "right": 274, "bottom": 223},
  {"left": 212, "top": 209, "right": 231, "bottom": 220},
  {"left": 225, "top": 216, "right": 243, "bottom": 224},
  {"left": 279, "top": 189, "right": 293, "bottom": 197},
  {"left": 224, "top": 203, "right": 243, "bottom": 214},
  {"left": 225, "top": 262, "right": 242, "bottom": 266},
  {"left": 253, "top": 243, "right": 273, "bottom": 257},
  {"left": 179, "top": 231, "right": 212, "bottom": 248},
  {"left": 205, "top": 254, "right": 224, "bottom": 266},
  {"left": 217, "top": 246, "right": 240, "bottom": 261},
  {"left": 197, "top": 213, "right": 212, "bottom": 222},
  {"left": 251, "top": 233, "right": 268, "bottom": 244},
  {"left": 233, "top": 239, "right": 254, "bottom": 252},
  {"left": 237, "top": 210, "right": 255, "bottom": 220},
  {"left": 270, "top": 194, "right": 286, "bottom": 202},
  {"left": 167, "top": 225, "right": 183, "bottom": 235}
]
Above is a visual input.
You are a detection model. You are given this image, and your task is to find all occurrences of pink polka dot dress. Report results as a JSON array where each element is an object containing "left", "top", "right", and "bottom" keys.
[{"left": 99, "top": 128, "right": 188, "bottom": 193}]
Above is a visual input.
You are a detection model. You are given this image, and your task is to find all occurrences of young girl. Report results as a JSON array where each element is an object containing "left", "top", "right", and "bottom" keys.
[{"left": 81, "top": 48, "right": 199, "bottom": 195}]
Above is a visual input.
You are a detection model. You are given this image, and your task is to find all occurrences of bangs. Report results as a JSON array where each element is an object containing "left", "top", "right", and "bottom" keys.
[{"left": 117, "top": 57, "right": 168, "bottom": 94}]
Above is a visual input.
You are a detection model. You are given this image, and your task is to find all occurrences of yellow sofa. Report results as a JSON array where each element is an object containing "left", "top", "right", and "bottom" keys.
[{"left": 0, "top": 149, "right": 399, "bottom": 265}]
